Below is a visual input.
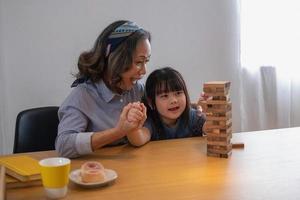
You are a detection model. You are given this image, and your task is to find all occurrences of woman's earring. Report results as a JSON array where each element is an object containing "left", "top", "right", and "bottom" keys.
[
  {"left": 105, "top": 44, "right": 111, "bottom": 57},
  {"left": 151, "top": 104, "right": 156, "bottom": 110},
  {"left": 148, "top": 102, "right": 154, "bottom": 110},
  {"left": 149, "top": 104, "right": 153, "bottom": 110}
]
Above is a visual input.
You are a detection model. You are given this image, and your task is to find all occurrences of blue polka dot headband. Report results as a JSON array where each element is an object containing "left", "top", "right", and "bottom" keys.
[{"left": 105, "top": 21, "right": 142, "bottom": 57}]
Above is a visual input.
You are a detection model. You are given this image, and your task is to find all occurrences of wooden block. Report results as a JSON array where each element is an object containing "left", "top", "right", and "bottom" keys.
[
  {"left": 203, "top": 81, "right": 231, "bottom": 95},
  {"left": 206, "top": 100, "right": 231, "bottom": 105},
  {"left": 220, "top": 151, "right": 232, "bottom": 158},
  {"left": 205, "top": 127, "right": 232, "bottom": 136},
  {"left": 205, "top": 120, "right": 232, "bottom": 129},
  {"left": 207, "top": 135, "right": 231, "bottom": 143},
  {"left": 206, "top": 111, "right": 232, "bottom": 121},
  {"left": 212, "top": 95, "right": 230, "bottom": 101},
  {"left": 203, "top": 81, "right": 231, "bottom": 88},
  {"left": 212, "top": 129, "right": 220, "bottom": 134},
  {"left": 206, "top": 132, "right": 232, "bottom": 140},
  {"left": 205, "top": 131, "right": 232, "bottom": 138},
  {"left": 219, "top": 121, "right": 226, "bottom": 126},
  {"left": 206, "top": 103, "right": 232, "bottom": 112},
  {"left": 205, "top": 119, "right": 232, "bottom": 126},
  {"left": 207, "top": 149, "right": 232, "bottom": 155},
  {"left": 198, "top": 101, "right": 232, "bottom": 113},
  {"left": 203, "top": 87, "right": 229, "bottom": 95},
  {"left": 210, "top": 111, "right": 230, "bottom": 117},
  {"left": 207, "top": 151, "right": 221, "bottom": 158},
  {"left": 202, "top": 95, "right": 230, "bottom": 102},
  {"left": 232, "top": 143, "right": 245, "bottom": 149},
  {"left": 198, "top": 103, "right": 208, "bottom": 112},
  {"left": 207, "top": 143, "right": 232, "bottom": 151},
  {"left": 207, "top": 140, "right": 231, "bottom": 146},
  {"left": 207, "top": 151, "right": 232, "bottom": 158},
  {"left": 201, "top": 92, "right": 229, "bottom": 98}
]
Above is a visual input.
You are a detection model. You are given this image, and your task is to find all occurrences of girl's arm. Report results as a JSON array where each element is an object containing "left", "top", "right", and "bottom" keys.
[{"left": 126, "top": 102, "right": 151, "bottom": 146}]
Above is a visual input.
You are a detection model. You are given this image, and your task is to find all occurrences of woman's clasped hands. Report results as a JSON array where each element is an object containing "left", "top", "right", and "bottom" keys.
[{"left": 116, "top": 102, "right": 147, "bottom": 135}]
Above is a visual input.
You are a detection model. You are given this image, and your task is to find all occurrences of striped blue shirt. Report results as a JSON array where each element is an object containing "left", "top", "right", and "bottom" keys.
[{"left": 55, "top": 79, "right": 144, "bottom": 158}]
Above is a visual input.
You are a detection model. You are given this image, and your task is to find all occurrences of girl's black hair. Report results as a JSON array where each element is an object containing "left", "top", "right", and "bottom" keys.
[{"left": 143, "top": 67, "right": 191, "bottom": 139}]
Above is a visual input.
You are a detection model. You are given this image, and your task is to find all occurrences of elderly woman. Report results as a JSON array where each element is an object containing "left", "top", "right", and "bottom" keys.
[{"left": 56, "top": 20, "right": 151, "bottom": 158}]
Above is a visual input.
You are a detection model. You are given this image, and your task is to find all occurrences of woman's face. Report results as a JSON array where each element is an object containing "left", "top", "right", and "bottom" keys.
[
  {"left": 120, "top": 39, "right": 151, "bottom": 91},
  {"left": 155, "top": 90, "right": 187, "bottom": 127}
]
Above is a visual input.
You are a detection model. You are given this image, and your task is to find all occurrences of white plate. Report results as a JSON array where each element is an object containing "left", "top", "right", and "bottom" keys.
[{"left": 69, "top": 168, "right": 117, "bottom": 188}]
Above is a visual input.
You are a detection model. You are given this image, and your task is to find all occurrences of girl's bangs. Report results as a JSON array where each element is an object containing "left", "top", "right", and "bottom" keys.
[{"left": 155, "top": 78, "right": 184, "bottom": 95}]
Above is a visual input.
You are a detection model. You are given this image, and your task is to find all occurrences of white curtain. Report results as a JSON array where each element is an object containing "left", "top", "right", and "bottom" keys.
[{"left": 240, "top": 0, "right": 300, "bottom": 131}]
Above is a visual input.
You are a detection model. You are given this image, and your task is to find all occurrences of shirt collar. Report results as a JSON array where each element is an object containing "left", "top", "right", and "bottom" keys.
[{"left": 96, "top": 80, "right": 116, "bottom": 102}]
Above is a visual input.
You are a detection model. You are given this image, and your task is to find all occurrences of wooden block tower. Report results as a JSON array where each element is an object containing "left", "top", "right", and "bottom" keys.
[{"left": 198, "top": 81, "right": 232, "bottom": 158}]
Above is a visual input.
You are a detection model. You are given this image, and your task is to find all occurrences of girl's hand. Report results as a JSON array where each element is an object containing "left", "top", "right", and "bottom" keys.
[
  {"left": 196, "top": 105, "right": 205, "bottom": 117},
  {"left": 138, "top": 103, "right": 147, "bottom": 128},
  {"left": 127, "top": 102, "right": 144, "bottom": 122},
  {"left": 127, "top": 102, "right": 147, "bottom": 128},
  {"left": 197, "top": 92, "right": 211, "bottom": 117},
  {"left": 199, "top": 92, "right": 211, "bottom": 101},
  {"left": 116, "top": 103, "right": 140, "bottom": 135}
]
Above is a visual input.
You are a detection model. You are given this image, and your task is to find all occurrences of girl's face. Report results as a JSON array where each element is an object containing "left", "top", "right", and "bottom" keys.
[
  {"left": 155, "top": 90, "right": 187, "bottom": 126},
  {"left": 120, "top": 39, "right": 151, "bottom": 91}
]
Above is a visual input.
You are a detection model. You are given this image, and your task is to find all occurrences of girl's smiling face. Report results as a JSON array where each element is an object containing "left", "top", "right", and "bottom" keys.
[{"left": 155, "top": 90, "right": 187, "bottom": 127}]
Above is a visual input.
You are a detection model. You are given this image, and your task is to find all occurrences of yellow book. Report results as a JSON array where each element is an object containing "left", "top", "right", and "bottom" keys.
[
  {"left": 5, "top": 174, "right": 41, "bottom": 189},
  {"left": 0, "top": 155, "right": 41, "bottom": 182}
]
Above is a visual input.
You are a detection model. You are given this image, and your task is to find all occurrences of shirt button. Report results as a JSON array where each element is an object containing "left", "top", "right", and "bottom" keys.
[{"left": 120, "top": 99, "right": 123, "bottom": 102}]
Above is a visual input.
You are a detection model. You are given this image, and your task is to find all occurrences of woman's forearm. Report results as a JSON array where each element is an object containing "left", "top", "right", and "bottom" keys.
[{"left": 91, "top": 128, "right": 125, "bottom": 150}]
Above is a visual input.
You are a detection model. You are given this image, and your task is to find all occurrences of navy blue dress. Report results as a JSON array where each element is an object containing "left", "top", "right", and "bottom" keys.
[{"left": 145, "top": 108, "right": 205, "bottom": 141}]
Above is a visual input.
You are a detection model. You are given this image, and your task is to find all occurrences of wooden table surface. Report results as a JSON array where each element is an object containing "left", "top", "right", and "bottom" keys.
[{"left": 4, "top": 127, "right": 300, "bottom": 200}]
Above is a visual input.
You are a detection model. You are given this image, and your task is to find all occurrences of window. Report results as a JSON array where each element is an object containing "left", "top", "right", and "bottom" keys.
[{"left": 241, "top": 0, "right": 300, "bottom": 78}]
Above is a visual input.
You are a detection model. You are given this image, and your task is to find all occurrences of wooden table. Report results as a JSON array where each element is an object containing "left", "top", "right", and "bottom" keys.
[{"left": 5, "top": 127, "right": 300, "bottom": 200}]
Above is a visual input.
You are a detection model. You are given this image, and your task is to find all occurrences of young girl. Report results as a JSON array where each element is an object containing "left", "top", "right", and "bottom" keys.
[{"left": 128, "top": 67, "right": 205, "bottom": 144}]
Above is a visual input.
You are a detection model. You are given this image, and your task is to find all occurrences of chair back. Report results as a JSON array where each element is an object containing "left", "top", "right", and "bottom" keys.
[{"left": 13, "top": 106, "right": 59, "bottom": 153}]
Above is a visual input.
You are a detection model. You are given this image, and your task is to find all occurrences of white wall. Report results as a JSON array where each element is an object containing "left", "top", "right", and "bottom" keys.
[
  {"left": 0, "top": 0, "right": 240, "bottom": 154},
  {"left": 0, "top": 0, "right": 6, "bottom": 154}
]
